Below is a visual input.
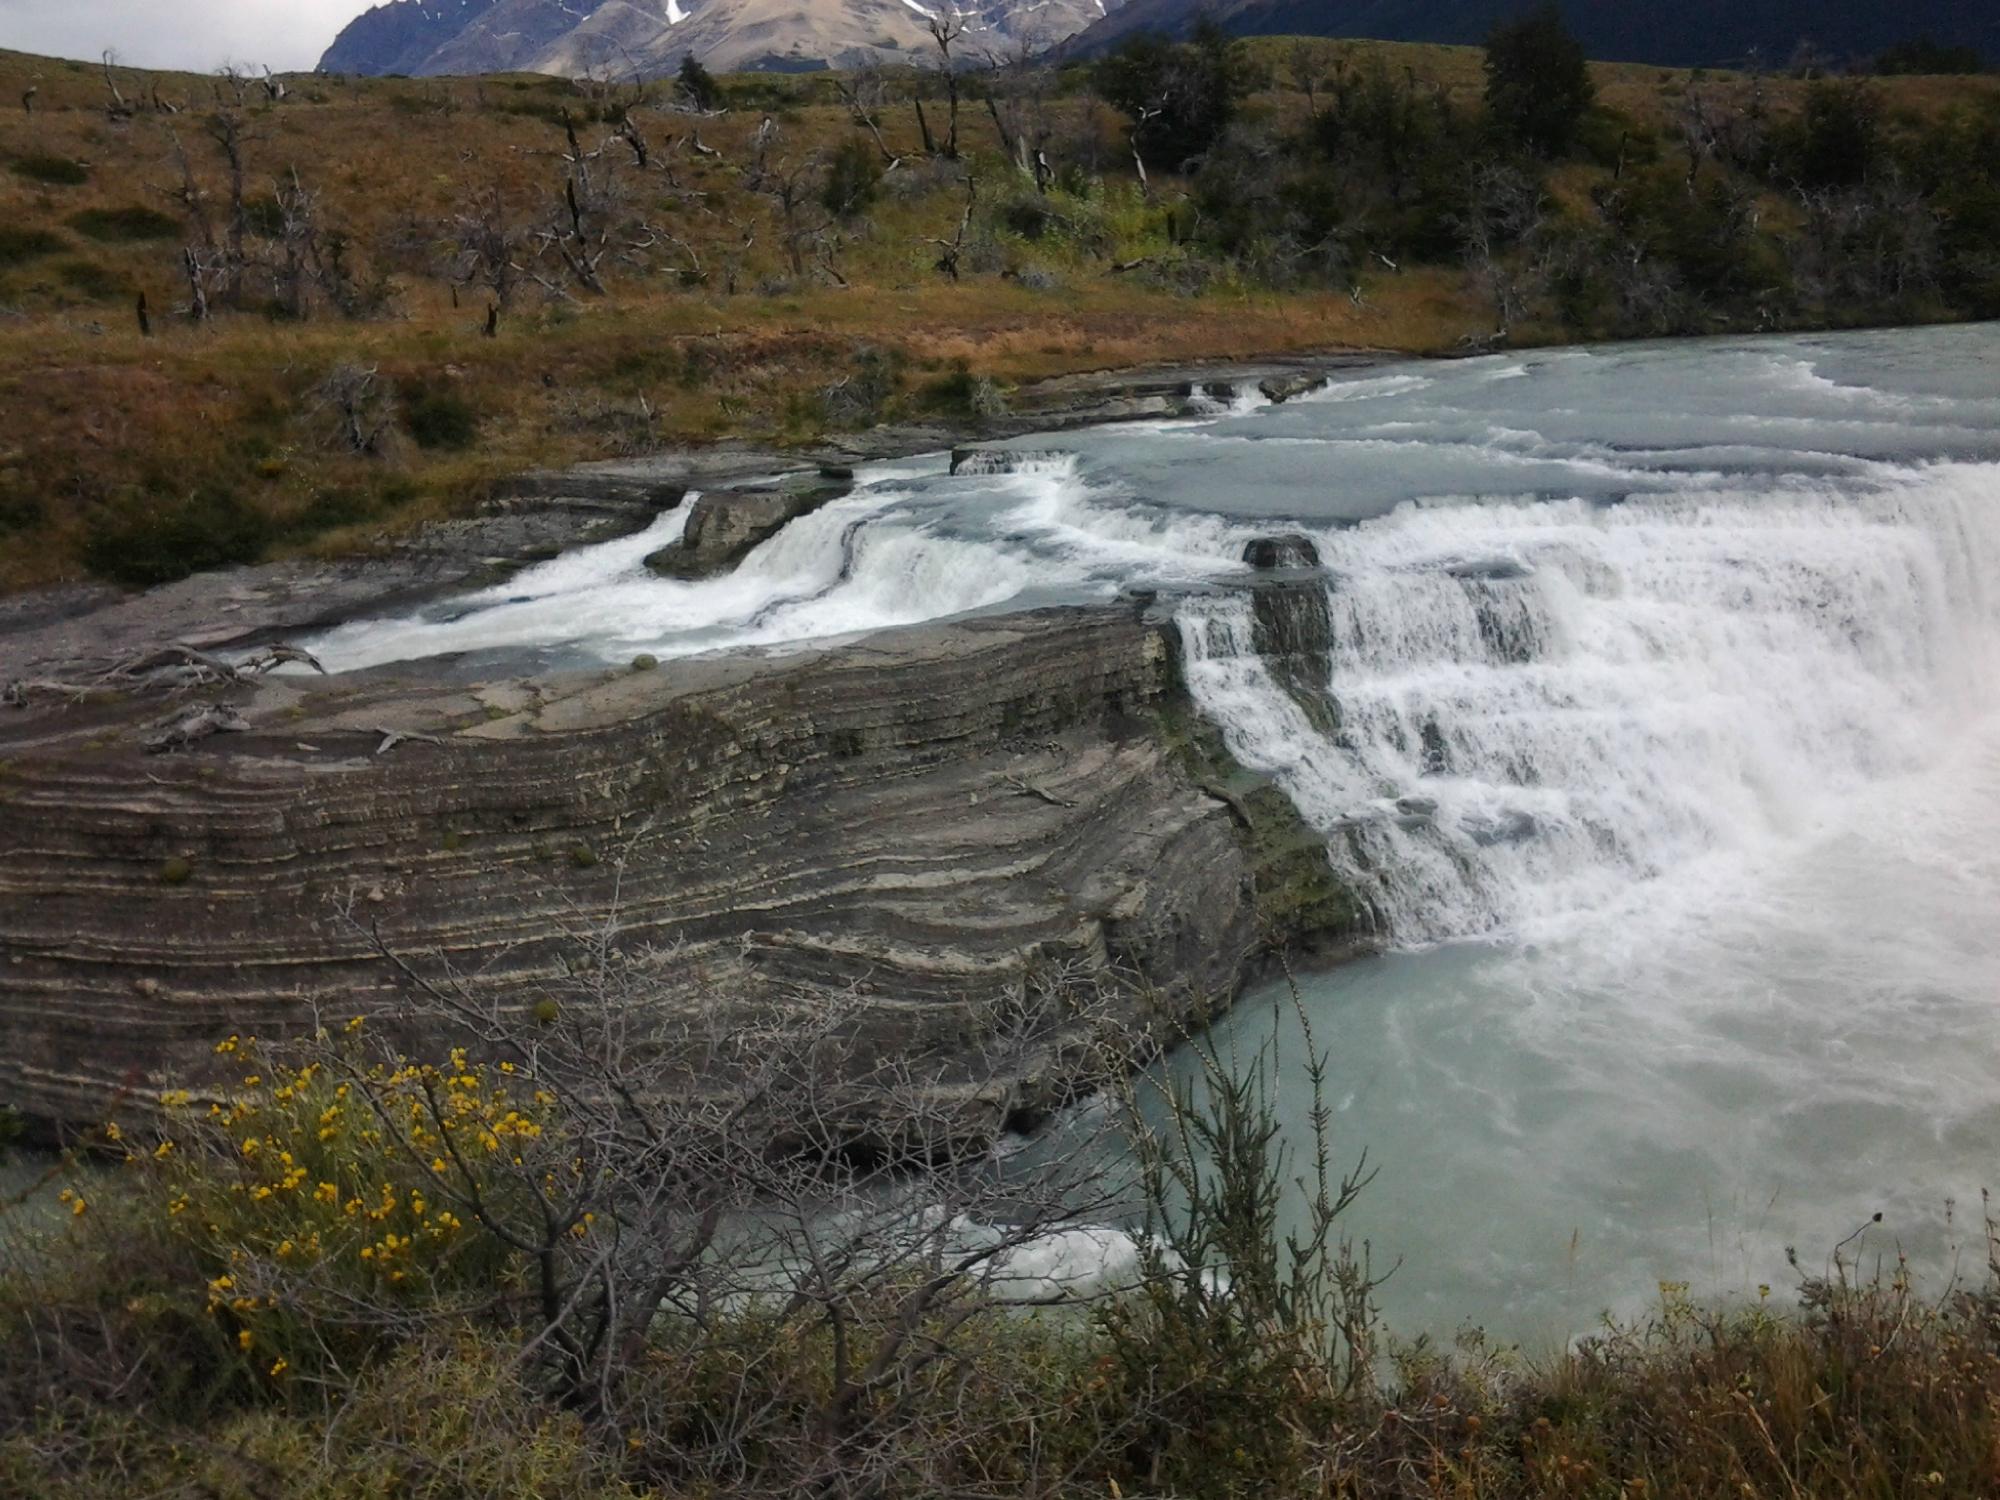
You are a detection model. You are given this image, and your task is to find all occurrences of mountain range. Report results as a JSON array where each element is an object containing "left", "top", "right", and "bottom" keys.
[
  {"left": 318, "top": 0, "right": 1122, "bottom": 78},
  {"left": 1063, "top": 0, "right": 1996, "bottom": 69},
  {"left": 319, "top": 0, "right": 1995, "bottom": 78}
]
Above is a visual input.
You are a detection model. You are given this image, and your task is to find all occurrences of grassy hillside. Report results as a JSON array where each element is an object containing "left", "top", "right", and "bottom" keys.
[{"left": 0, "top": 42, "right": 1993, "bottom": 595}]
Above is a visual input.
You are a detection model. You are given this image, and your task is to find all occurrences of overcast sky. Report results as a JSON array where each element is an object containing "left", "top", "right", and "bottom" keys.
[{"left": 0, "top": 1, "right": 374, "bottom": 73}]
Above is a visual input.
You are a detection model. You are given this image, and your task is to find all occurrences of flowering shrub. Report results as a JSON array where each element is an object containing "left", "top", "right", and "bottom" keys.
[{"left": 144, "top": 1027, "right": 574, "bottom": 1383}]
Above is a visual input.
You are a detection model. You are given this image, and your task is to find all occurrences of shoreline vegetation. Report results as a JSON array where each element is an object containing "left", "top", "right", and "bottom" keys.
[
  {"left": 0, "top": 20, "right": 1995, "bottom": 595},
  {"left": 8, "top": 995, "right": 2000, "bottom": 1499}
]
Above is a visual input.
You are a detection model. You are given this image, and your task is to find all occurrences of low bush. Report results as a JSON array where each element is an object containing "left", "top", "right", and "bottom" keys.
[
  {"left": 8, "top": 154, "right": 87, "bottom": 186},
  {"left": 65, "top": 205, "right": 182, "bottom": 243},
  {"left": 401, "top": 381, "right": 481, "bottom": 451},
  {"left": 52, "top": 257, "right": 127, "bottom": 301},
  {"left": 916, "top": 362, "right": 1007, "bottom": 418},
  {"left": 0, "top": 227, "right": 65, "bottom": 268},
  {"left": 80, "top": 484, "right": 274, "bottom": 587}
]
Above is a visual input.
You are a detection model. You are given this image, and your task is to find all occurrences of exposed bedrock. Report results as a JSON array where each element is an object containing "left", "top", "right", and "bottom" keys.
[
  {"left": 1243, "top": 534, "right": 1323, "bottom": 570},
  {"left": 645, "top": 477, "right": 852, "bottom": 579},
  {"left": 0, "top": 596, "right": 1376, "bottom": 1138}
]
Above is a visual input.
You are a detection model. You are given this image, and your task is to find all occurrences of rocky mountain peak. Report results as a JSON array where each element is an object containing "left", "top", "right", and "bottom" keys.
[{"left": 320, "top": 0, "right": 1122, "bottom": 78}]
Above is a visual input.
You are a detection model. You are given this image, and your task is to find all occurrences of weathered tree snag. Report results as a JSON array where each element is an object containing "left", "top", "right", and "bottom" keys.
[
  {"left": 100, "top": 51, "right": 131, "bottom": 121},
  {"left": 925, "top": 177, "right": 977, "bottom": 281},
  {"left": 926, "top": 16, "right": 965, "bottom": 159}
]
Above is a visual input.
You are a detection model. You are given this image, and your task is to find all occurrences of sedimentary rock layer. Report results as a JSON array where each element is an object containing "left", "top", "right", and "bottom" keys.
[{"left": 0, "top": 601, "right": 1370, "bottom": 1134}]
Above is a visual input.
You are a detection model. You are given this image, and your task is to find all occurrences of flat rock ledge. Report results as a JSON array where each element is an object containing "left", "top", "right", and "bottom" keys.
[{"left": 0, "top": 600, "right": 1378, "bottom": 1142}]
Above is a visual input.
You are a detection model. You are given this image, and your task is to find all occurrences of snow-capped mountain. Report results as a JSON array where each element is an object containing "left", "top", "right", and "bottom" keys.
[{"left": 320, "top": 0, "right": 1120, "bottom": 78}]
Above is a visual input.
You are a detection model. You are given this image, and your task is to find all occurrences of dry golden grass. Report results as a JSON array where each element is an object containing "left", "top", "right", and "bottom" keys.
[{"left": 0, "top": 44, "right": 1991, "bottom": 593}]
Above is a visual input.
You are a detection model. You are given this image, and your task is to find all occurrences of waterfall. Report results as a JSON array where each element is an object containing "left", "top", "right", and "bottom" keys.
[{"left": 1178, "top": 463, "right": 2000, "bottom": 946}]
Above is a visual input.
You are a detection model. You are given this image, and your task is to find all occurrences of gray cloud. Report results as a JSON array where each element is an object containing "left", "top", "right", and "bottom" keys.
[{"left": 0, "top": 1, "right": 372, "bottom": 73}]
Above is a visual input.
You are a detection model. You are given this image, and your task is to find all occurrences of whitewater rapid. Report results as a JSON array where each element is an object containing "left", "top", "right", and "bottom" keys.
[{"left": 1178, "top": 460, "right": 2000, "bottom": 945}]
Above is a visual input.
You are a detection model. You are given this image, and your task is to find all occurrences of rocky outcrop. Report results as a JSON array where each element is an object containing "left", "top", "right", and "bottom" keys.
[
  {"left": 1257, "top": 373, "right": 1329, "bottom": 404},
  {"left": 1243, "top": 534, "right": 1322, "bottom": 570},
  {"left": 0, "top": 597, "right": 1375, "bottom": 1138},
  {"left": 645, "top": 479, "right": 849, "bottom": 579}
]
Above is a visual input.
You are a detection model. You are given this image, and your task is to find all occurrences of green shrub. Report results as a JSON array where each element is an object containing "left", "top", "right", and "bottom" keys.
[
  {"left": 1095, "top": 21, "right": 1253, "bottom": 171},
  {"left": 9, "top": 154, "right": 88, "bottom": 186},
  {"left": 242, "top": 195, "right": 287, "bottom": 238},
  {"left": 821, "top": 136, "right": 882, "bottom": 219},
  {"left": 0, "top": 227, "right": 65, "bottom": 268},
  {"left": 678, "top": 53, "right": 721, "bottom": 112},
  {"left": 53, "top": 257, "right": 127, "bottom": 301},
  {"left": 401, "top": 382, "right": 480, "bottom": 451},
  {"left": 0, "top": 485, "right": 40, "bottom": 535},
  {"left": 66, "top": 205, "right": 182, "bottom": 242},
  {"left": 291, "top": 486, "right": 381, "bottom": 534},
  {"left": 917, "top": 363, "right": 1007, "bottom": 419},
  {"left": 1484, "top": 1, "right": 1597, "bottom": 156},
  {"left": 81, "top": 485, "right": 274, "bottom": 588}
]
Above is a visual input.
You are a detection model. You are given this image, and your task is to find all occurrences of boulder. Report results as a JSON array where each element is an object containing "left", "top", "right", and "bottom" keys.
[
  {"left": 949, "top": 448, "right": 1067, "bottom": 476},
  {"left": 1242, "top": 534, "right": 1323, "bottom": 570},
  {"left": 1257, "top": 372, "right": 1328, "bottom": 404},
  {"left": 646, "top": 478, "right": 850, "bottom": 579}
]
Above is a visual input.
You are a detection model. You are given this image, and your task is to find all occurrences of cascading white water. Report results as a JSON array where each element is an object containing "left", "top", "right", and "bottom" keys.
[{"left": 1178, "top": 464, "right": 2000, "bottom": 946}]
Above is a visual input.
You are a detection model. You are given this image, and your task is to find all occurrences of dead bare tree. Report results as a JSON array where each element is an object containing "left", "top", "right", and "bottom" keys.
[
  {"left": 1129, "top": 103, "right": 1163, "bottom": 199},
  {"left": 751, "top": 149, "right": 846, "bottom": 285},
  {"left": 213, "top": 63, "right": 251, "bottom": 110},
  {"left": 314, "top": 363, "right": 396, "bottom": 456},
  {"left": 1458, "top": 161, "right": 1546, "bottom": 337},
  {"left": 925, "top": 15, "right": 966, "bottom": 160},
  {"left": 529, "top": 111, "right": 617, "bottom": 296},
  {"left": 1285, "top": 38, "right": 1339, "bottom": 119},
  {"left": 616, "top": 108, "right": 651, "bottom": 169},
  {"left": 977, "top": 35, "right": 1056, "bottom": 188},
  {"left": 447, "top": 184, "right": 525, "bottom": 309},
  {"left": 833, "top": 69, "right": 904, "bottom": 170},
  {"left": 925, "top": 175, "right": 977, "bottom": 281},
  {"left": 203, "top": 108, "right": 252, "bottom": 308},
  {"left": 100, "top": 51, "right": 132, "bottom": 121},
  {"left": 271, "top": 168, "right": 373, "bottom": 319}
]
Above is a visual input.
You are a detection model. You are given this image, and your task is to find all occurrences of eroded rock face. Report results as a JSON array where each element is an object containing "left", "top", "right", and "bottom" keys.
[
  {"left": 0, "top": 603, "right": 1372, "bottom": 1138},
  {"left": 645, "top": 480, "right": 850, "bottom": 579}
]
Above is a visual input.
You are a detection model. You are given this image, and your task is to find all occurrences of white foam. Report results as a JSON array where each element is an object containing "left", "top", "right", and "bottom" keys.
[{"left": 1179, "top": 461, "right": 2000, "bottom": 946}]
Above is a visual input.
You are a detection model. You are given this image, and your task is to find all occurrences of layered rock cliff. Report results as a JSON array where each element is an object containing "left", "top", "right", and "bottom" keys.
[{"left": 0, "top": 596, "right": 1373, "bottom": 1138}]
